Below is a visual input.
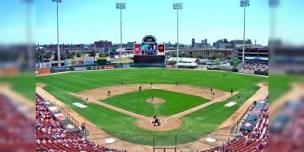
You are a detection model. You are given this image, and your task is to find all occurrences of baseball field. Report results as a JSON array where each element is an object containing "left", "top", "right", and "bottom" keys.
[
  {"left": 36, "top": 68, "right": 267, "bottom": 146},
  {"left": 0, "top": 73, "right": 35, "bottom": 100},
  {"left": 269, "top": 74, "right": 304, "bottom": 104}
]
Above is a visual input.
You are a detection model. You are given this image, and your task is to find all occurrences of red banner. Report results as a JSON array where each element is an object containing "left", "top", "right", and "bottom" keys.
[
  {"left": 158, "top": 44, "right": 165, "bottom": 55},
  {"left": 134, "top": 44, "right": 141, "bottom": 55}
]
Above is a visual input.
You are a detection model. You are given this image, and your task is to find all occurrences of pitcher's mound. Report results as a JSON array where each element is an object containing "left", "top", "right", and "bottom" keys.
[
  {"left": 145, "top": 97, "right": 165, "bottom": 104},
  {"left": 135, "top": 117, "right": 181, "bottom": 131}
]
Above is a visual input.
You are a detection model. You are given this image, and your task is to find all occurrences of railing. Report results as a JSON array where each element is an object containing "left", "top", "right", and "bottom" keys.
[
  {"left": 56, "top": 104, "right": 81, "bottom": 128},
  {"left": 230, "top": 104, "right": 253, "bottom": 136}
]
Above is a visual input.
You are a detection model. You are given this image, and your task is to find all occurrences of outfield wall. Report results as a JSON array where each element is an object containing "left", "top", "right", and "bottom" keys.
[{"left": 36, "top": 64, "right": 268, "bottom": 76}]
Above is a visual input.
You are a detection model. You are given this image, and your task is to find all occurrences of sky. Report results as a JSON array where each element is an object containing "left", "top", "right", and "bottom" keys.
[{"left": 1, "top": 0, "right": 304, "bottom": 45}]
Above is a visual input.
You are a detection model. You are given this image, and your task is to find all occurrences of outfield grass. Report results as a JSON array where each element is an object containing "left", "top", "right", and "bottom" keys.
[
  {"left": 104, "top": 89, "right": 209, "bottom": 117},
  {"left": 0, "top": 73, "right": 35, "bottom": 101},
  {"left": 269, "top": 74, "right": 304, "bottom": 104},
  {"left": 36, "top": 68, "right": 266, "bottom": 145},
  {"left": 37, "top": 68, "right": 265, "bottom": 92}
]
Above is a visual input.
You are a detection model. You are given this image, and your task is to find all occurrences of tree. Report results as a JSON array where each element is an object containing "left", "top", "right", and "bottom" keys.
[
  {"left": 89, "top": 50, "right": 96, "bottom": 57},
  {"left": 210, "top": 55, "right": 217, "bottom": 60},
  {"left": 88, "top": 50, "right": 97, "bottom": 66},
  {"left": 230, "top": 56, "right": 241, "bottom": 67},
  {"left": 99, "top": 53, "right": 107, "bottom": 57},
  {"left": 76, "top": 53, "right": 81, "bottom": 58},
  {"left": 44, "top": 52, "right": 52, "bottom": 61},
  {"left": 66, "top": 50, "right": 74, "bottom": 59},
  {"left": 96, "top": 58, "right": 107, "bottom": 65}
]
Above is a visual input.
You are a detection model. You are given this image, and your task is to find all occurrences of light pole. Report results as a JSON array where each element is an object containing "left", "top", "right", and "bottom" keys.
[
  {"left": 269, "top": 0, "right": 279, "bottom": 40},
  {"left": 173, "top": 2, "right": 182, "bottom": 67},
  {"left": 23, "top": 0, "right": 33, "bottom": 69},
  {"left": 268, "top": 0, "right": 279, "bottom": 70},
  {"left": 240, "top": 0, "right": 249, "bottom": 63},
  {"left": 52, "top": 0, "right": 62, "bottom": 67},
  {"left": 116, "top": 2, "right": 126, "bottom": 57}
]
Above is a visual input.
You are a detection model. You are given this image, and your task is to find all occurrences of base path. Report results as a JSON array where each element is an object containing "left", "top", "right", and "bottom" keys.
[
  {"left": 77, "top": 84, "right": 229, "bottom": 101},
  {"left": 37, "top": 82, "right": 267, "bottom": 152},
  {"left": 73, "top": 92, "right": 183, "bottom": 132},
  {"left": 72, "top": 83, "right": 235, "bottom": 132},
  {"left": 36, "top": 85, "right": 153, "bottom": 152},
  {"left": 71, "top": 92, "right": 147, "bottom": 120},
  {"left": 167, "top": 91, "right": 237, "bottom": 120},
  {"left": 36, "top": 87, "right": 96, "bottom": 127},
  {"left": 175, "top": 83, "right": 268, "bottom": 151},
  {"left": 218, "top": 83, "right": 268, "bottom": 129}
]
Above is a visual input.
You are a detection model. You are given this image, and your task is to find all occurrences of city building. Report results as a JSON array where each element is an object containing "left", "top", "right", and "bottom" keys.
[
  {"left": 191, "top": 38, "right": 209, "bottom": 48},
  {"left": 213, "top": 39, "right": 232, "bottom": 48},
  {"left": 213, "top": 39, "right": 252, "bottom": 49},
  {"left": 230, "top": 39, "right": 252, "bottom": 48},
  {"left": 94, "top": 40, "right": 112, "bottom": 53},
  {"left": 191, "top": 38, "right": 195, "bottom": 47}
]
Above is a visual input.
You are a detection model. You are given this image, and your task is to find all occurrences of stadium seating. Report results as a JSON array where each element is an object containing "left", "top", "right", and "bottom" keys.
[
  {"left": 35, "top": 95, "right": 272, "bottom": 152},
  {"left": 267, "top": 99, "right": 304, "bottom": 152},
  {"left": 0, "top": 95, "right": 34, "bottom": 151},
  {"left": 237, "top": 62, "right": 268, "bottom": 73},
  {"left": 203, "top": 99, "right": 269, "bottom": 152},
  {"left": 35, "top": 95, "right": 126, "bottom": 152}
]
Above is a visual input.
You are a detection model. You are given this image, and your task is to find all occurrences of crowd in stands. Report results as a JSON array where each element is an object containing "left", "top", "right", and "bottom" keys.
[
  {"left": 35, "top": 95, "right": 126, "bottom": 152},
  {"left": 237, "top": 62, "right": 269, "bottom": 73},
  {"left": 35, "top": 94, "right": 272, "bottom": 152},
  {"left": 267, "top": 98, "right": 304, "bottom": 151},
  {"left": 203, "top": 99, "right": 269, "bottom": 152},
  {"left": 0, "top": 94, "right": 34, "bottom": 151}
]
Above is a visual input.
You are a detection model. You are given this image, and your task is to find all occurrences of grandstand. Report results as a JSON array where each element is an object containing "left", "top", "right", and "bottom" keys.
[
  {"left": 35, "top": 95, "right": 126, "bottom": 152},
  {"left": 237, "top": 62, "right": 268, "bottom": 75},
  {"left": 34, "top": 94, "right": 271, "bottom": 152},
  {"left": 0, "top": 95, "right": 34, "bottom": 151},
  {"left": 204, "top": 99, "right": 269, "bottom": 152},
  {"left": 268, "top": 98, "right": 304, "bottom": 151}
]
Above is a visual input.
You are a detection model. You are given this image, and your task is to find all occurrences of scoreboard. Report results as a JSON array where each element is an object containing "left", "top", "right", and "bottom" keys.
[
  {"left": 134, "top": 35, "right": 165, "bottom": 56},
  {"left": 133, "top": 35, "right": 165, "bottom": 64}
]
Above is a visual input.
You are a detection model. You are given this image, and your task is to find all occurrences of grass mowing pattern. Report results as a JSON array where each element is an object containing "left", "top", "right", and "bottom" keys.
[
  {"left": 37, "top": 69, "right": 266, "bottom": 145},
  {"left": 37, "top": 68, "right": 265, "bottom": 92},
  {"left": 104, "top": 89, "right": 209, "bottom": 117}
]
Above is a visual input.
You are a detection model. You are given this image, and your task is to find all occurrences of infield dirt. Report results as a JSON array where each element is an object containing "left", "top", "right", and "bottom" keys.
[{"left": 36, "top": 82, "right": 267, "bottom": 152}]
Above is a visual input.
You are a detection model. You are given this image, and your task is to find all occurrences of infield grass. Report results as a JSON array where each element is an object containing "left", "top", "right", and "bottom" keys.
[{"left": 104, "top": 89, "right": 209, "bottom": 117}]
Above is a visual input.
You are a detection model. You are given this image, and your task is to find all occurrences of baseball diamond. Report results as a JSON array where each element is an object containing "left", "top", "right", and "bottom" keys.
[{"left": 36, "top": 68, "right": 267, "bottom": 148}]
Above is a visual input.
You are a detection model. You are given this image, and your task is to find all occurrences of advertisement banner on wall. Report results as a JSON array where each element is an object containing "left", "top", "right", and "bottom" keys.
[
  {"left": 158, "top": 44, "right": 165, "bottom": 56},
  {"left": 134, "top": 43, "right": 141, "bottom": 55}
]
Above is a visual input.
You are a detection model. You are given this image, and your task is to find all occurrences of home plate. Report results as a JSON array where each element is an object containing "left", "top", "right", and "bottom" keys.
[
  {"left": 224, "top": 101, "right": 236, "bottom": 107},
  {"left": 73, "top": 102, "right": 87, "bottom": 108},
  {"left": 105, "top": 138, "right": 116, "bottom": 144},
  {"left": 206, "top": 138, "right": 216, "bottom": 142}
]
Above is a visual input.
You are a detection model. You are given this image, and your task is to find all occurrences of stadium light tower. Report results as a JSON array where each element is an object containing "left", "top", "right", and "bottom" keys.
[
  {"left": 173, "top": 2, "right": 183, "bottom": 67},
  {"left": 269, "top": 0, "right": 279, "bottom": 39},
  {"left": 23, "top": 0, "right": 34, "bottom": 69},
  {"left": 268, "top": 0, "right": 279, "bottom": 69},
  {"left": 116, "top": 2, "right": 126, "bottom": 57},
  {"left": 240, "top": 0, "right": 249, "bottom": 63},
  {"left": 52, "top": 0, "right": 62, "bottom": 67}
]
